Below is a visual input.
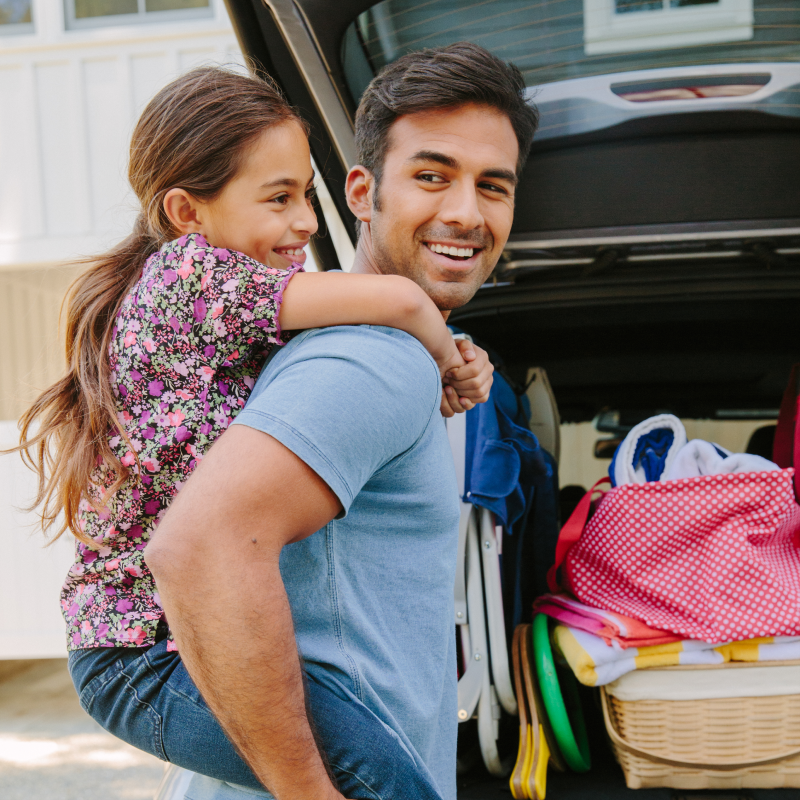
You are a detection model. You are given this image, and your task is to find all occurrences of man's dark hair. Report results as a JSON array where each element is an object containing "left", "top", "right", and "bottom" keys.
[{"left": 355, "top": 41, "right": 538, "bottom": 193}]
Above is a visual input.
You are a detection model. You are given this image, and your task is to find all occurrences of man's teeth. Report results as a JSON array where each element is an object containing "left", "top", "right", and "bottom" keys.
[{"left": 427, "top": 243, "right": 474, "bottom": 258}]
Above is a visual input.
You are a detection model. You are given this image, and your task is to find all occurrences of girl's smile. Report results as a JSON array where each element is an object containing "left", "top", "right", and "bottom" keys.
[{"left": 272, "top": 241, "right": 310, "bottom": 267}]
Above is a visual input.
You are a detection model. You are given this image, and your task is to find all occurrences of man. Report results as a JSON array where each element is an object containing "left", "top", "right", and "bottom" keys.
[{"left": 145, "top": 43, "right": 538, "bottom": 800}]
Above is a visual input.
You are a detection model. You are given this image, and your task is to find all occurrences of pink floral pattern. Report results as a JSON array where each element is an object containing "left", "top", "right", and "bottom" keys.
[{"left": 62, "top": 233, "right": 301, "bottom": 650}]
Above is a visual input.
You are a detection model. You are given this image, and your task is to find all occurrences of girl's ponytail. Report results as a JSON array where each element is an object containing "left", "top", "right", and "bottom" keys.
[
  {"left": 14, "top": 65, "right": 303, "bottom": 544},
  {"left": 18, "top": 216, "right": 164, "bottom": 545}
]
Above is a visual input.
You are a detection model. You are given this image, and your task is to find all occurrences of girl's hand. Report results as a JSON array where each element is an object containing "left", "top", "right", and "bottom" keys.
[
  {"left": 436, "top": 340, "right": 467, "bottom": 418},
  {"left": 440, "top": 340, "right": 494, "bottom": 417}
]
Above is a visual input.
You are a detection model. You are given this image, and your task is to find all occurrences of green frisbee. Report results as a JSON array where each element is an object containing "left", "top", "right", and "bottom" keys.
[{"left": 531, "top": 613, "right": 592, "bottom": 773}]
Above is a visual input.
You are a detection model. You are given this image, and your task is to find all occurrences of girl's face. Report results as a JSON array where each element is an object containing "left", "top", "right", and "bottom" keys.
[{"left": 195, "top": 121, "right": 318, "bottom": 269}]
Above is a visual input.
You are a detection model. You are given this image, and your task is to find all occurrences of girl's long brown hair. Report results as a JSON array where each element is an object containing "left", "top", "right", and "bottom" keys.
[{"left": 15, "top": 66, "right": 303, "bottom": 545}]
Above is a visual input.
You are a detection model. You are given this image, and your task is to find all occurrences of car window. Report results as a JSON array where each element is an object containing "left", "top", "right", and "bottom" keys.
[{"left": 341, "top": 0, "right": 800, "bottom": 101}]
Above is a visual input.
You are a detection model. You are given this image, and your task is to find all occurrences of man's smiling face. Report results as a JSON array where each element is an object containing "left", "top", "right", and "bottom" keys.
[{"left": 353, "top": 103, "right": 519, "bottom": 310}]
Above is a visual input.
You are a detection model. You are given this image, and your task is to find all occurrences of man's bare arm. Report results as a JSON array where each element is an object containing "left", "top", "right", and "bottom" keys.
[{"left": 144, "top": 424, "right": 345, "bottom": 800}]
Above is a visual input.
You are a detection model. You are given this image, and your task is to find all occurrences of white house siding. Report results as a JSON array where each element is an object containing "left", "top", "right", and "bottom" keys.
[
  {"left": 0, "top": 0, "right": 242, "bottom": 658},
  {"left": 0, "top": 421, "right": 74, "bottom": 658},
  {"left": 0, "top": 1, "right": 242, "bottom": 271}
]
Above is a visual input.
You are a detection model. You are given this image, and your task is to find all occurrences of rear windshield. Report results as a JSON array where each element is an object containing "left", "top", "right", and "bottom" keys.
[{"left": 341, "top": 0, "right": 800, "bottom": 100}]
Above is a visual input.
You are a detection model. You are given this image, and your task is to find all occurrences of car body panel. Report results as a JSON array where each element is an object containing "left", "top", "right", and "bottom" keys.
[{"left": 212, "top": 2, "right": 800, "bottom": 796}]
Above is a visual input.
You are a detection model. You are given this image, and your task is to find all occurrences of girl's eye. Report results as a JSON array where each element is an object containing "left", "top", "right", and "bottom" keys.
[
  {"left": 305, "top": 187, "right": 317, "bottom": 201},
  {"left": 270, "top": 194, "right": 290, "bottom": 205}
]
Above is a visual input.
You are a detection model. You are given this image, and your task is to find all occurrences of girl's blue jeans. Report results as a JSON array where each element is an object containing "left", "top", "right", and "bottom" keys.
[{"left": 68, "top": 639, "right": 444, "bottom": 800}]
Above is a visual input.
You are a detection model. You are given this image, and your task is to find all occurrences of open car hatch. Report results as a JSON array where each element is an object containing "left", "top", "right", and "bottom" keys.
[{"left": 223, "top": 2, "right": 800, "bottom": 796}]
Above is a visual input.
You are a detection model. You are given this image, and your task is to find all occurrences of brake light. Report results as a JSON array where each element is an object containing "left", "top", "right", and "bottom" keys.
[{"left": 611, "top": 74, "right": 770, "bottom": 102}]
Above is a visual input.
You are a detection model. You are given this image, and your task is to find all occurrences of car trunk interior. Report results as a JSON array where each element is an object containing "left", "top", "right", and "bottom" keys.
[
  {"left": 447, "top": 124, "right": 800, "bottom": 800},
  {"left": 227, "top": 0, "right": 800, "bottom": 796},
  {"left": 448, "top": 97, "right": 800, "bottom": 800},
  {"left": 450, "top": 105, "right": 800, "bottom": 425}
]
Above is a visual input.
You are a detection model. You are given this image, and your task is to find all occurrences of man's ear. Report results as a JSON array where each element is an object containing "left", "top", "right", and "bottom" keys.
[
  {"left": 163, "top": 188, "right": 205, "bottom": 235},
  {"left": 345, "top": 165, "right": 374, "bottom": 223}
]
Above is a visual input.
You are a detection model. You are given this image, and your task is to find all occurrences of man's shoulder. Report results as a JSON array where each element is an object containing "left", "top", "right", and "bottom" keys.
[
  {"left": 236, "top": 326, "right": 445, "bottom": 512},
  {"left": 262, "top": 325, "right": 441, "bottom": 400},
  {"left": 282, "top": 324, "right": 434, "bottom": 360}
]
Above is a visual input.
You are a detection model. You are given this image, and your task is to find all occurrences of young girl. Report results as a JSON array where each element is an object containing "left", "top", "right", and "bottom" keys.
[{"left": 18, "top": 67, "right": 490, "bottom": 799}]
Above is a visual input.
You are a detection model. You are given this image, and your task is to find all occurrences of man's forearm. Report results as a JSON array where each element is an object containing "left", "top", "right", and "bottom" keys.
[
  {"left": 152, "top": 546, "right": 337, "bottom": 799},
  {"left": 144, "top": 426, "right": 345, "bottom": 800}
]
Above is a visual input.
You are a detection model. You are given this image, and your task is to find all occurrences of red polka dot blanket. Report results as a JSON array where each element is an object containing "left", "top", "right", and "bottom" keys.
[{"left": 548, "top": 469, "right": 800, "bottom": 643}]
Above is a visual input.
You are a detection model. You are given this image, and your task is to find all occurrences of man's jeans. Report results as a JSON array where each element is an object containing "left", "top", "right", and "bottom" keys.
[{"left": 68, "top": 640, "right": 444, "bottom": 800}]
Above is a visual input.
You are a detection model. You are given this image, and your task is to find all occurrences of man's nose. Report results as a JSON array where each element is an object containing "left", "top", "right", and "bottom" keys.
[{"left": 439, "top": 180, "right": 485, "bottom": 231}]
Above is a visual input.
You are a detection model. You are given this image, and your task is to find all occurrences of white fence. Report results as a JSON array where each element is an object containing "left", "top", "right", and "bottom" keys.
[{"left": 0, "top": 421, "right": 73, "bottom": 659}]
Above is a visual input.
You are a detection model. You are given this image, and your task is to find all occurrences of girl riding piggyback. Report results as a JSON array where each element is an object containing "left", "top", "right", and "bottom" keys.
[{"left": 17, "top": 66, "right": 491, "bottom": 798}]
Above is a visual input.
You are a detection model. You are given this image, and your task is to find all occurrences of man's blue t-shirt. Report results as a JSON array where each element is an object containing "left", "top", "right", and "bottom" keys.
[{"left": 232, "top": 325, "right": 460, "bottom": 800}]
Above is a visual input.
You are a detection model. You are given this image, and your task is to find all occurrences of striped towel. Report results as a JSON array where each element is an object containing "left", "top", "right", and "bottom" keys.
[
  {"left": 533, "top": 593, "right": 681, "bottom": 649},
  {"left": 553, "top": 624, "right": 800, "bottom": 686}
]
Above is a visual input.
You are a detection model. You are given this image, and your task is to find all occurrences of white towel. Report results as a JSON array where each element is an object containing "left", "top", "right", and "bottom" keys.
[
  {"left": 606, "top": 664, "right": 800, "bottom": 701},
  {"left": 665, "top": 439, "right": 780, "bottom": 481},
  {"left": 612, "top": 414, "right": 688, "bottom": 487}
]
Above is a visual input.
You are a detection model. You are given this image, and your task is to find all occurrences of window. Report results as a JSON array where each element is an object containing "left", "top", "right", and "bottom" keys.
[
  {"left": 0, "top": 0, "right": 34, "bottom": 34},
  {"left": 583, "top": 0, "right": 754, "bottom": 55},
  {"left": 65, "top": 0, "right": 212, "bottom": 30},
  {"left": 343, "top": 0, "right": 798, "bottom": 95}
]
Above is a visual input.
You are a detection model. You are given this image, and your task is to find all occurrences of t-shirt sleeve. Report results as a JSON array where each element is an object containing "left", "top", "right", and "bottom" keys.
[
  {"left": 231, "top": 326, "right": 442, "bottom": 513},
  {"left": 160, "top": 235, "right": 301, "bottom": 363}
]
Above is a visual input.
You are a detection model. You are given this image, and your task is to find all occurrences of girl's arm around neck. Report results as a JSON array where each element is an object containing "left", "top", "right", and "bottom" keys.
[{"left": 278, "top": 272, "right": 464, "bottom": 377}]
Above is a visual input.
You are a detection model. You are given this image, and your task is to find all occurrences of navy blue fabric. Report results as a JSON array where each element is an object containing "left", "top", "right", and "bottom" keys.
[
  {"left": 463, "top": 374, "right": 548, "bottom": 531},
  {"left": 461, "top": 373, "right": 559, "bottom": 635},
  {"left": 526, "top": 447, "right": 560, "bottom": 604},
  {"left": 713, "top": 443, "right": 729, "bottom": 458},
  {"left": 609, "top": 428, "right": 674, "bottom": 487}
]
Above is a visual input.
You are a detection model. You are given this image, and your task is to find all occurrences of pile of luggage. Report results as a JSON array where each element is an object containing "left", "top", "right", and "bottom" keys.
[
  {"left": 454, "top": 364, "right": 800, "bottom": 797},
  {"left": 534, "top": 411, "right": 800, "bottom": 793}
]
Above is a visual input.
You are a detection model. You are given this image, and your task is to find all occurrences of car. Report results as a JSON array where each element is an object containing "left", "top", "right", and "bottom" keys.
[{"left": 157, "top": 0, "right": 800, "bottom": 797}]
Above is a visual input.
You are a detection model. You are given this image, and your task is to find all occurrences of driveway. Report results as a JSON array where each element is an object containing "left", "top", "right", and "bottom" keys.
[{"left": 0, "top": 659, "right": 165, "bottom": 800}]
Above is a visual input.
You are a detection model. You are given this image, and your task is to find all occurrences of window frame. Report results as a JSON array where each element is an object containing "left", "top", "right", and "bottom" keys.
[
  {"left": 583, "top": 0, "right": 754, "bottom": 55},
  {"left": 63, "top": 0, "right": 213, "bottom": 31},
  {"left": 0, "top": 0, "right": 35, "bottom": 35}
]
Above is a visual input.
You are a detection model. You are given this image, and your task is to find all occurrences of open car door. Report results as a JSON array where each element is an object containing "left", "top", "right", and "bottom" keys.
[
  {"left": 225, "top": 0, "right": 800, "bottom": 421},
  {"left": 222, "top": 0, "right": 363, "bottom": 274}
]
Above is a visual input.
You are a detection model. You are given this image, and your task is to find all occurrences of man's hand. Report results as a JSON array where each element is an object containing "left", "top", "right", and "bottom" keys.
[
  {"left": 145, "top": 425, "right": 347, "bottom": 800},
  {"left": 440, "top": 340, "right": 494, "bottom": 417}
]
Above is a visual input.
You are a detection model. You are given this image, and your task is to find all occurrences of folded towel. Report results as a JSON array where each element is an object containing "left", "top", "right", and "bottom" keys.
[
  {"left": 533, "top": 593, "right": 680, "bottom": 649},
  {"left": 552, "top": 624, "right": 800, "bottom": 686},
  {"left": 665, "top": 438, "right": 781, "bottom": 481},
  {"left": 606, "top": 663, "right": 800, "bottom": 701},
  {"left": 610, "top": 414, "right": 687, "bottom": 487}
]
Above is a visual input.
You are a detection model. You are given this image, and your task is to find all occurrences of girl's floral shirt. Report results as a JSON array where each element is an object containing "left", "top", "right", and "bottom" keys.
[{"left": 61, "top": 233, "right": 301, "bottom": 650}]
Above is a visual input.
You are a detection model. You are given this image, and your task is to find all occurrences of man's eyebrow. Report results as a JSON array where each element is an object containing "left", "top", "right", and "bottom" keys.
[
  {"left": 259, "top": 172, "right": 316, "bottom": 190},
  {"left": 408, "top": 151, "right": 517, "bottom": 187},
  {"left": 481, "top": 168, "right": 518, "bottom": 187},
  {"left": 408, "top": 150, "right": 459, "bottom": 170}
]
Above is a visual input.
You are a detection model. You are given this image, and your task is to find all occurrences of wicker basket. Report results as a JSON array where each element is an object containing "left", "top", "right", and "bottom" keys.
[{"left": 601, "top": 664, "right": 800, "bottom": 790}]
